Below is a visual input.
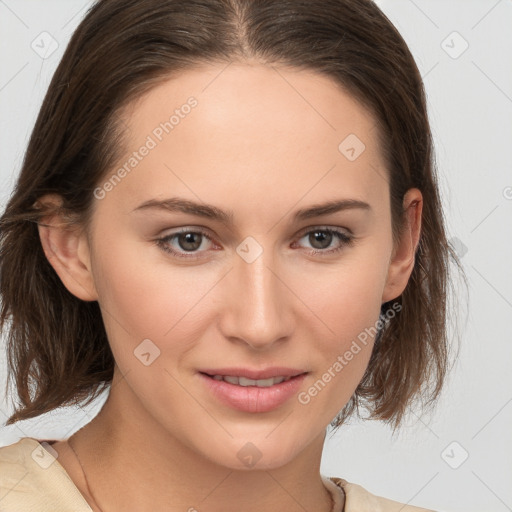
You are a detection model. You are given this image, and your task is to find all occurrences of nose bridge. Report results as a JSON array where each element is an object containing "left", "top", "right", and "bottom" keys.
[{"left": 223, "top": 241, "right": 291, "bottom": 349}]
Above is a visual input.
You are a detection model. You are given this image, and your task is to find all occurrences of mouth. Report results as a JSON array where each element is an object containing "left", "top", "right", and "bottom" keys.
[
  {"left": 201, "top": 373, "right": 300, "bottom": 387},
  {"left": 198, "top": 368, "right": 309, "bottom": 413},
  {"left": 199, "top": 367, "right": 308, "bottom": 387}
]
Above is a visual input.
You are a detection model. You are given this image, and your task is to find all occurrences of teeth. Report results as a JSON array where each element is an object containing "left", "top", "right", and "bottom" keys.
[{"left": 211, "top": 375, "right": 292, "bottom": 387}]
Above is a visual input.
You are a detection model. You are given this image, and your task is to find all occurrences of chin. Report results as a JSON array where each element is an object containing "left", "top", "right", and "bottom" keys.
[{"left": 201, "top": 436, "right": 306, "bottom": 472}]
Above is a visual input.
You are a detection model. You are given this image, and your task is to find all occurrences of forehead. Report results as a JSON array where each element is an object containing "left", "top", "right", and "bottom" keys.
[{"left": 108, "top": 62, "right": 387, "bottom": 215}]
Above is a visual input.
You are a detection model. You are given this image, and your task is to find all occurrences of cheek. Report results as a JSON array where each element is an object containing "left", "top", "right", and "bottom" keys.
[
  {"left": 89, "top": 228, "right": 221, "bottom": 357},
  {"left": 290, "top": 254, "right": 388, "bottom": 410},
  {"left": 293, "top": 251, "right": 388, "bottom": 338}
]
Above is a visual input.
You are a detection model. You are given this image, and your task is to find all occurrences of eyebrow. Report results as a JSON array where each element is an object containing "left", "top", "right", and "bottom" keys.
[{"left": 132, "top": 197, "right": 371, "bottom": 224}]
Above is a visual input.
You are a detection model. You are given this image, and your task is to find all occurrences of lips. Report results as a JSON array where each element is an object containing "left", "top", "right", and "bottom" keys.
[{"left": 198, "top": 367, "right": 309, "bottom": 413}]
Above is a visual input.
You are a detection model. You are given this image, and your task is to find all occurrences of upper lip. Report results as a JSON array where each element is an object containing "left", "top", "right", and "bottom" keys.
[{"left": 200, "top": 367, "right": 308, "bottom": 380}]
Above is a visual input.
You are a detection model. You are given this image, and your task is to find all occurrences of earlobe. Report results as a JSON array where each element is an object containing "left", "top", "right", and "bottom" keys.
[
  {"left": 36, "top": 195, "right": 98, "bottom": 302},
  {"left": 381, "top": 188, "right": 423, "bottom": 303}
]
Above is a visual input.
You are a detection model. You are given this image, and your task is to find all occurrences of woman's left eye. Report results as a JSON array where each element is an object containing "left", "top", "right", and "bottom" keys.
[
  {"left": 155, "top": 227, "right": 354, "bottom": 259},
  {"left": 294, "top": 227, "right": 355, "bottom": 255}
]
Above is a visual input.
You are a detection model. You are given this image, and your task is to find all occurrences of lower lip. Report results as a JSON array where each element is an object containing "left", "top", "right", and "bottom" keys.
[{"left": 198, "top": 373, "right": 308, "bottom": 413}]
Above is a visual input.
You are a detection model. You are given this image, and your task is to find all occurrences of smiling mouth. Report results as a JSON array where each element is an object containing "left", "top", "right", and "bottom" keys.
[{"left": 198, "top": 371, "right": 309, "bottom": 413}]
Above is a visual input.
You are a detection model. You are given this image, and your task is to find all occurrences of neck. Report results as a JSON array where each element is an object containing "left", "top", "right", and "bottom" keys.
[{"left": 68, "top": 372, "right": 338, "bottom": 512}]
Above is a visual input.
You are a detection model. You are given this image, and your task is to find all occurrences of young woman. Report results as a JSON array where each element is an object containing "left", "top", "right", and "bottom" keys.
[{"left": 0, "top": 0, "right": 463, "bottom": 510}]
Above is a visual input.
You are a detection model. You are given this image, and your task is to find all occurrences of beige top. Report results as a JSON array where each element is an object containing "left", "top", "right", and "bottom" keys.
[{"left": 0, "top": 437, "right": 437, "bottom": 511}]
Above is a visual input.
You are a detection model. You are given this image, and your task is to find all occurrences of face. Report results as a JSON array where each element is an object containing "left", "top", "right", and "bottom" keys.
[{"left": 46, "top": 62, "right": 417, "bottom": 470}]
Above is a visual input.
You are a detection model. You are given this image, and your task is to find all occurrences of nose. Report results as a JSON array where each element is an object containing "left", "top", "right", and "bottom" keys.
[{"left": 219, "top": 244, "right": 294, "bottom": 350}]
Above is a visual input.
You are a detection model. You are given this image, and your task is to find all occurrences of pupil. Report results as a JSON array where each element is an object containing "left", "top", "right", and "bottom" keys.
[
  {"left": 310, "top": 230, "right": 332, "bottom": 249},
  {"left": 179, "top": 232, "right": 201, "bottom": 251}
]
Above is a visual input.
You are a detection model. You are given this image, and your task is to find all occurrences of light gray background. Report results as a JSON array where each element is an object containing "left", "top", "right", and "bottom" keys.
[{"left": 1, "top": 1, "right": 511, "bottom": 511}]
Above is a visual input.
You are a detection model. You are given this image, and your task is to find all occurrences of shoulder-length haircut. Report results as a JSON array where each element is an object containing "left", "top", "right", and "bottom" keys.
[{"left": 0, "top": 0, "right": 465, "bottom": 429}]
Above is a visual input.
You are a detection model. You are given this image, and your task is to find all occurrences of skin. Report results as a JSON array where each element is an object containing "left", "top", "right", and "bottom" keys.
[{"left": 38, "top": 61, "right": 422, "bottom": 512}]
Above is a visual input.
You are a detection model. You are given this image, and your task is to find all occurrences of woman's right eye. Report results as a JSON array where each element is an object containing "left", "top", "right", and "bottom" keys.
[{"left": 155, "top": 228, "right": 215, "bottom": 259}]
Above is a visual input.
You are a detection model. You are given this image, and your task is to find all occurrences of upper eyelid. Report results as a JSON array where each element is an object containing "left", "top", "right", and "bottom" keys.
[{"left": 295, "top": 225, "right": 352, "bottom": 237}]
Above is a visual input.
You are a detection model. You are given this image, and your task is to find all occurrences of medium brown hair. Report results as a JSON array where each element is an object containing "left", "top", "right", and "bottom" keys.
[{"left": 0, "top": 0, "right": 465, "bottom": 429}]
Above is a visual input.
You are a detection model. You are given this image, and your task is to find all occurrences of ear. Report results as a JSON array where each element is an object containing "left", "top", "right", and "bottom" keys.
[
  {"left": 36, "top": 194, "right": 98, "bottom": 302},
  {"left": 381, "top": 188, "right": 423, "bottom": 303}
]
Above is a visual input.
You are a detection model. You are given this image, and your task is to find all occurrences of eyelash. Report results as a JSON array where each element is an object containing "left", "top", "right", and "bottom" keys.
[{"left": 154, "top": 226, "right": 355, "bottom": 260}]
